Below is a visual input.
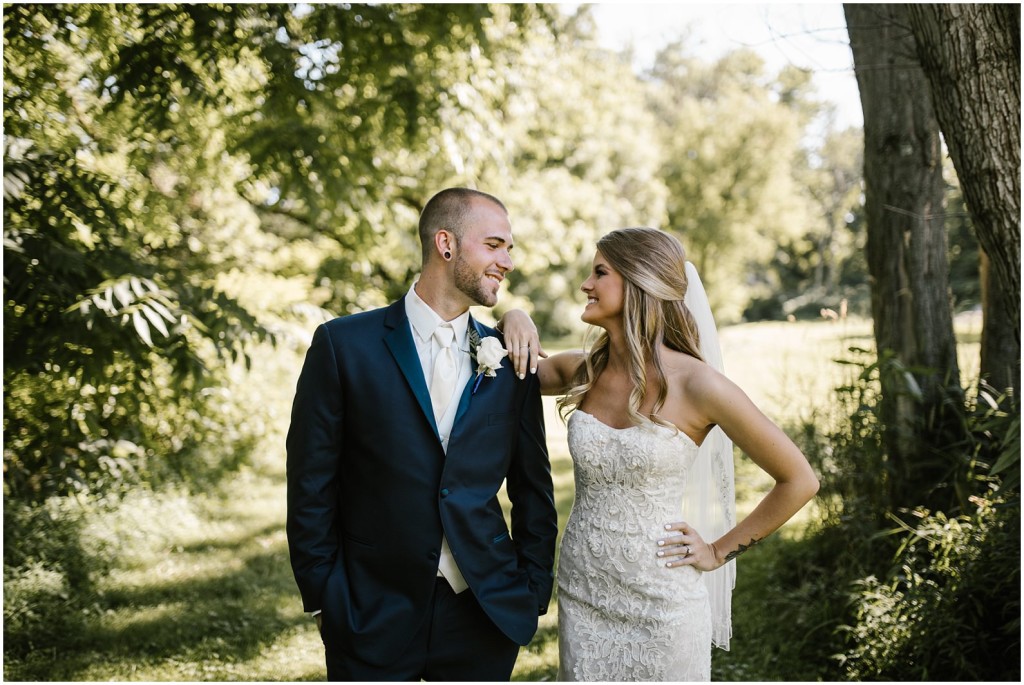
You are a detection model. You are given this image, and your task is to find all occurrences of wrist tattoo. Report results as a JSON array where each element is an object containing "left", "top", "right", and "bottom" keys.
[{"left": 724, "top": 537, "right": 761, "bottom": 562}]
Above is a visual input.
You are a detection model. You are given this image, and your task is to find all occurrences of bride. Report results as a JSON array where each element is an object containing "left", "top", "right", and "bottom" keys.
[{"left": 500, "top": 227, "right": 819, "bottom": 681}]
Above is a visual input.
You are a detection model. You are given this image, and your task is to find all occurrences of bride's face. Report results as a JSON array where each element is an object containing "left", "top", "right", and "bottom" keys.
[{"left": 580, "top": 251, "right": 624, "bottom": 327}]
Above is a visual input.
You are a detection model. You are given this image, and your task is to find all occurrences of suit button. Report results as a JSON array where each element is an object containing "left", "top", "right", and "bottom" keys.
[
  {"left": 440, "top": 488, "right": 450, "bottom": 498},
  {"left": 428, "top": 551, "right": 438, "bottom": 560}
]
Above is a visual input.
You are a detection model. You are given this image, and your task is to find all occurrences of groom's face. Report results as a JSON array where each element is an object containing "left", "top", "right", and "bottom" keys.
[{"left": 451, "top": 199, "right": 514, "bottom": 307}]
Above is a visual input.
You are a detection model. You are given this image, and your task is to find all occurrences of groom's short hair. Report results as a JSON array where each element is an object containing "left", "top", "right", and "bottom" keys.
[{"left": 418, "top": 187, "right": 507, "bottom": 262}]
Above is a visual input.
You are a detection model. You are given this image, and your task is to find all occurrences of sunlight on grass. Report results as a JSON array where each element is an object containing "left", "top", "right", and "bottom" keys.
[
  {"left": 234, "top": 627, "right": 327, "bottom": 681},
  {"left": 10, "top": 468, "right": 314, "bottom": 682},
  {"left": 719, "top": 316, "right": 876, "bottom": 423},
  {"left": 513, "top": 610, "right": 560, "bottom": 681}
]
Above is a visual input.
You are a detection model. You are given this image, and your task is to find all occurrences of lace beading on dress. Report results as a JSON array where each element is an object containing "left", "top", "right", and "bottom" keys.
[{"left": 557, "top": 410, "right": 712, "bottom": 682}]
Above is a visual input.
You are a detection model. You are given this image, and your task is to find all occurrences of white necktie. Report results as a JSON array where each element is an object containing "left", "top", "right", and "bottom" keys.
[
  {"left": 429, "top": 324, "right": 457, "bottom": 424},
  {"left": 429, "top": 324, "right": 469, "bottom": 593}
]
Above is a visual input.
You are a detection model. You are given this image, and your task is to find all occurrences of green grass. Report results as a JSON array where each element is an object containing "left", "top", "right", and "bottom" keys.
[
  {"left": 6, "top": 476, "right": 325, "bottom": 681},
  {"left": 4, "top": 316, "right": 985, "bottom": 681}
]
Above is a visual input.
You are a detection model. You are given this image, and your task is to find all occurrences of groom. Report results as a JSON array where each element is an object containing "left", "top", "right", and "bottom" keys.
[{"left": 286, "top": 187, "right": 557, "bottom": 680}]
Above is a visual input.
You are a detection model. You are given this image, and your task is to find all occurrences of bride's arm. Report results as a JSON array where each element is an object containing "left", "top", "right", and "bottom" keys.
[
  {"left": 497, "top": 309, "right": 584, "bottom": 396},
  {"left": 659, "top": 369, "right": 819, "bottom": 572}
]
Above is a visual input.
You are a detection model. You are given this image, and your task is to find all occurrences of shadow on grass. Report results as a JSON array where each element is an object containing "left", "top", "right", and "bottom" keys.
[
  {"left": 174, "top": 520, "right": 283, "bottom": 556},
  {"left": 7, "top": 538, "right": 312, "bottom": 681}
]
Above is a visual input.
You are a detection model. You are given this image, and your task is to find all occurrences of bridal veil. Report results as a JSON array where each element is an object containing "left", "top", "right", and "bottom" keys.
[{"left": 682, "top": 260, "right": 736, "bottom": 650}]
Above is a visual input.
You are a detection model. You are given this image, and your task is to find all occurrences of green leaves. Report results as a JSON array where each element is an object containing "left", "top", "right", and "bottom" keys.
[
  {"left": 3, "top": 4, "right": 290, "bottom": 499},
  {"left": 839, "top": 497, "right": 1020, "bottom": 680},
  {"left": 648, "top": 42, "right": 842, "bottom": 322},
  {"left": 69, "top": 276, "right": 180, "bottom": 346},
  {"left": 5, "top": 1, "right": 464, "bottom": 500}
]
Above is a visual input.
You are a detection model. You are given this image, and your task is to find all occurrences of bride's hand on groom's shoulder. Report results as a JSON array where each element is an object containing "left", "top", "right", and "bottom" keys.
[
  {"left": 496, "top": 309, "right": 547, "bottom": 379},
  {"left": 656, "top": 521, "right": 722, "bottom": 572}
]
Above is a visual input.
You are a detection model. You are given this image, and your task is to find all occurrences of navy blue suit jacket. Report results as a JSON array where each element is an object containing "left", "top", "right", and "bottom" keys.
[{"left": 286, "top": 298, "right": 557, "bottom": 665}]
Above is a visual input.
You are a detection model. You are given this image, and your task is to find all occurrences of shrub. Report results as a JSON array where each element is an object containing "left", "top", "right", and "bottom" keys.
[
  {"left": 837, "top": 496, "right": 1020, "bottom": 680},
  {"left": 742, "top": 348, "right": 1021, "bottom": 681},
  {"left": 2, "top": 497, "right": 101, "bottom": 661}
]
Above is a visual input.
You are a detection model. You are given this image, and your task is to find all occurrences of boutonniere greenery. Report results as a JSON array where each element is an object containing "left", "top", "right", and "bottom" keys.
[{"left": 469, "top": 328, "right": 508, "bottom": 393}]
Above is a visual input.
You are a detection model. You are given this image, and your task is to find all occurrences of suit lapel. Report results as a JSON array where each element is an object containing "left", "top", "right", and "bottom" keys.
[
  {"left": 452, "top": 316, "right": 485, "bottom": 427},
  {"left": 383, "top": 299, "right": 440, "bottom": 438}
]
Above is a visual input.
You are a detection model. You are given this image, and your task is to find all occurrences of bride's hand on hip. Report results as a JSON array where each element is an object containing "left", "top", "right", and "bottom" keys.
[{"left": 657, "top": 521, "right": 720, "bottom": 572}]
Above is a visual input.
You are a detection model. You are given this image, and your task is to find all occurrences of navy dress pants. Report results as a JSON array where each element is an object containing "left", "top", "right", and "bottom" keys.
[{"left": 325, "top": 578, "right": 522, "bottom": 681}]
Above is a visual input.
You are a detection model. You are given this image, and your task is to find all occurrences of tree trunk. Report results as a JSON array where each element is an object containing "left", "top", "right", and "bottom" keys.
[
  {"left": 980, "top": 249, "right": 1018, "bottom": 398},
  {"left": 906, "top": 3, "right": 1021, "bottom": 395},
  {"left": 844, "top": 4, "right": 965, "bottom": 510}
]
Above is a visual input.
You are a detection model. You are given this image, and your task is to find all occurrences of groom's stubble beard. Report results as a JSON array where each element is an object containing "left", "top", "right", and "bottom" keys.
[{"left": 453, "top": 251, "right": 498, "bottom": 308}]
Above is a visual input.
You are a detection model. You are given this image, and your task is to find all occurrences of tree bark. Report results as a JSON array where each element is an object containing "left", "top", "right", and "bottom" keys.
[
  {"left": 980, "top": 248, "right": 1018, "bottom": 398},
  {"left": 844, "top": 4, "right": 965, "bottom": 510},
  {"left": 906, "top": 3, "right": 1021, "bottom": 395}
]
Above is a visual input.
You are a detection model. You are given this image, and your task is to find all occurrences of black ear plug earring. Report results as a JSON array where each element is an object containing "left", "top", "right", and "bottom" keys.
[{"left": 444, "top": 251, "right": 452, "bottom": 260}]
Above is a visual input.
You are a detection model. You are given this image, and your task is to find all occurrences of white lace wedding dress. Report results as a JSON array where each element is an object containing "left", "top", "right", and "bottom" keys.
[{"left": 557, "top": 409, "right": 713, "bottom": 682}]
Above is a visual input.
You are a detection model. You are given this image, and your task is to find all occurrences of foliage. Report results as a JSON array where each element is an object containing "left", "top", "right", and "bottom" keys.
[
  {"left": 646, "top": 45, "right": 829, "bottom": 321},
  {"left": 746, "top": 126, "right": 870, "bottom": 321},
  {"left": 299, "top": 5, "right": 673, "bottom": 336},
  {"left": 709, "top": 523, "right": 877, "bottom": 681},
  {"left": 806, "top": 346, "right": 890, "bottom": 526},
  {"left": 474, "top": 7, "right": 670, "bottom": 337},
  {"left": 3, "top": 494, "right": 108, "bottom": 666},
  {"left": 2, "top": 3, "right": 513, "bottom": 499},
  {"left": 243, "top": 3, "right": 559, "bottom": 316},
  {"left": 837, "top": 496, "right": 1020, "bottom": 681},
  {"left": 741, "top": 343, "right": 1022, "bottom": 681},
  {"left": 808, "top": 341, "right": 1018, "bottom": 521}
]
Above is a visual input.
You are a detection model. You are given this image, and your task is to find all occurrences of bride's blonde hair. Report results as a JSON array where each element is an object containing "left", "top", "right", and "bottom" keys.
[{"left": 558, "top": 228, "right": 704, "bottom": 427}]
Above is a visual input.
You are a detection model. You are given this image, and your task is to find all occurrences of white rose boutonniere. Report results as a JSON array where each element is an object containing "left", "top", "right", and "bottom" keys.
[
  {"left": 469, "top": 329, "right": 507, "bottom": 393},
  {"left": 475, "top": 337, "right": 507, "bottom": 377}
]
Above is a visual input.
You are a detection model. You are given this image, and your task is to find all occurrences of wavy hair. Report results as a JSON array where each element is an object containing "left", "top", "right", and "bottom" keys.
[{"left": 558, "top": 228, "right": 704, "bottom": 427}]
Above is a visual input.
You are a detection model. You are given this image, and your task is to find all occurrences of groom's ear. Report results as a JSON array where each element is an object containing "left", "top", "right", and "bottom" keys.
[{"left": 435, "top": 229, "right": 454, "bottom": 261}]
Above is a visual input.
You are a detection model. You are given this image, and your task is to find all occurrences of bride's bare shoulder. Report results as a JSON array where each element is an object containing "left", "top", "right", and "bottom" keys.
[{"left": 662, "top": 348, "right": 728, "bottom": 395}]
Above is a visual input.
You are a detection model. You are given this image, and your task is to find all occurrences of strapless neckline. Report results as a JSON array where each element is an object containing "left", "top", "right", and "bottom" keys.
[{"left": 574, "top": 409, "right": 700, "bottom": 448}]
